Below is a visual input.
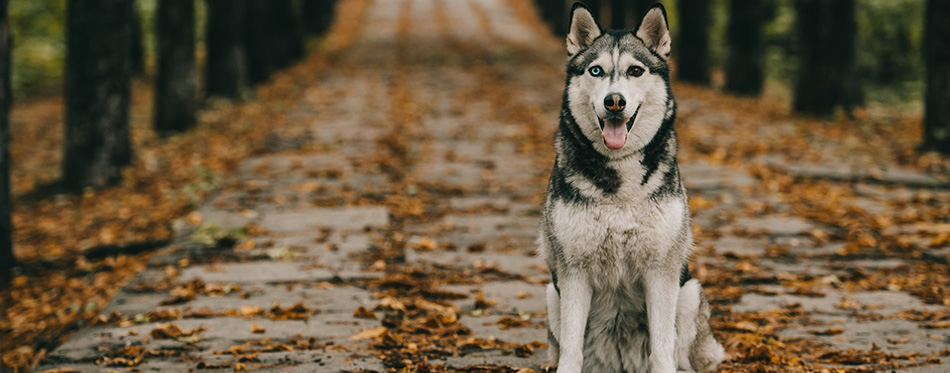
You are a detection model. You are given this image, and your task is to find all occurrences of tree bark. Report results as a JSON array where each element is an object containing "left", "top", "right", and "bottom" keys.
[
  {"left": 610, "top": 0, "right": 627, "bottom": 29},
  {"left": 535, "top": 0, "right": 568, "bottom": 36},
  {"left": 585, "top": 0, "right": 602, "bottom": 22},
  {"left": 206, "top": 0, "right": 248, "bottom": 99},
  {"left": 725, "top": 0, "right": 771, "bottom": 96},
  {"left": 245, "top": 0, "right": 305, "bottom": 84},
  {"left": 63, "top": 0, "right": 133, "bottom": 189},
  {"left": 793, "top": 0, "right": 861, "bottom": 116},
  {"left": 610, "top": 0, "right": 652, "bottom": 30},
  {"left": 924, "top": 0, "right": 950, "bottom": 154},
  {"left": 302, "top": 0, "right": 336, "bottom": 36},
  {"left": 0, "top": 0, "right": 13, "bottom": 282},
  {"left": 677, "top": 0, "right": 710, "bottom": 84},
  {"left": 155, "top": 0, "right": 197, "bottom": 134},
  {"left": 131, "top": 1, "right": 146, "bottom": 76}
]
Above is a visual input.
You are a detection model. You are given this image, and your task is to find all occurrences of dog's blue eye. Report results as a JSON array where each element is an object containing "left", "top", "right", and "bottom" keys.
[{"left": 588, "top": 66, "right": 603, "bottom": 77}]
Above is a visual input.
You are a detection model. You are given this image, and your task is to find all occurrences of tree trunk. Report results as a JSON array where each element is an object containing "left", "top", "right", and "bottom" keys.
[
  {"left": 585, "top": 0, "right": 602, "bottom": 22},
  {"left": 0, "top": 0, "right": 13, "bottom": 282},
  {"left": 245, "top": 0, "right": 305, "bottom": 84},
  {"left": 610, "top": 0, "right": 627, "bottom": 29},
  {"left": 677, "top": 0, "right": 710, "bottom": 84},
  {"left": 302, "top": 0, "right": 336, "bottom": 36},
  {"left": 63, "top": 0, "right": 133, "bottom": 189},
  {"left": 793, "top": 0, "right": 861, "bottom": 116},
  {"left": 535, "top": 0, "right": 568, "bottom": 36},
  {"left": 924, "top": 0, "right": 950, "bottom": 154},
  {"left": 155, "top": 0, "right": 197, "bottom": 134},
  {"left": 550, "top": 0, "right": 568, "bottom": 36},
  {"left": 725, "top": 0, "right": 771, "bottom": 96},
  {"left": 131, "top": 1, "right": 146, "bottom": 76},
  {"left": 206, "top": 0, "right": 248, "bottom": 99},
  {"left": 610, "top": 0, "right": 651, "bottom": 30}
]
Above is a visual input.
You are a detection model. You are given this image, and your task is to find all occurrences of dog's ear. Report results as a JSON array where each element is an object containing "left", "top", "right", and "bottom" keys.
[
  {"left": 567, "top": 3, "right": 601, "bottom": 57},
  {"left": 636, "top": 4, "right": 671, "bottom": 60}
]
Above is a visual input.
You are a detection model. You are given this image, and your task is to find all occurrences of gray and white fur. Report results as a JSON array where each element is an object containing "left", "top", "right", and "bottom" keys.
[{"left": 539, "top": 3, "right": 724, "bottom": 372}]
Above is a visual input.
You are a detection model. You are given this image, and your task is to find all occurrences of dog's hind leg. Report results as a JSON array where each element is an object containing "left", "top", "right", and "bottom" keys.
[
  {"left": 545, "top": 283, "right": 561, "bottom": 362},
  {"left": 674, "top": 279, "right": 724, "bottom": 372}
]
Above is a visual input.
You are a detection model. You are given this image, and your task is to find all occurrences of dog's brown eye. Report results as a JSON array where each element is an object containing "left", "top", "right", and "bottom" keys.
[{"left": 628, "top": 66, "right": 644, "bottom": 77}]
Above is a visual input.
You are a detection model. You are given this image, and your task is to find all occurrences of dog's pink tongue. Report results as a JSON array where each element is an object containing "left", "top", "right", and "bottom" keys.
[{"left": 601, "top": 119, "right": 628, "bottom": 149}]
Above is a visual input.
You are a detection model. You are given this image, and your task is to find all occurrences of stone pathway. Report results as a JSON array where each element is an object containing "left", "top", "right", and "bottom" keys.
[{"left": 35, "top": 0, "right": 949, "bottom": 372}]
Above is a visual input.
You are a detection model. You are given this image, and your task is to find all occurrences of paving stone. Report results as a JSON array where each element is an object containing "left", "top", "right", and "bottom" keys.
[
  {"left": 706, "top": 236, "right": 770, "bottom": 256},
  {"left": 176, "top": 261, "right": 376, "bottom": 284},
  {"left": 734, "top": 290, "right": 944, "bottom": 314},
  {"left": 405, "top": 250, "right": 543, "bottom": 277},
  {"left": 780, "top": 319, "right": 950, "bottom": 355},
  {"left": 681, "top": 162, "right": 757, "bottom": 191},
  {"left": 449, "top": 196, "right": 513, "bottom": 211},
  {"left": 759, "top": 158, "right": 948, "bottom": 188},
  {"left": 446, "top": 282, "right": 548, "bottom": 314},
  {"left": 734, "top": 215, "right": 817, "bottom": 236},
  {"left": 257, "top": 206, "right": 389, "bottom": 232}
]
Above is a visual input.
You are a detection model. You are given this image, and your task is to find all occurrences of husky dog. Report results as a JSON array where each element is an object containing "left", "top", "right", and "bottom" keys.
[{"left": 539, "top": 3, "right": 724, "bottom": 373}]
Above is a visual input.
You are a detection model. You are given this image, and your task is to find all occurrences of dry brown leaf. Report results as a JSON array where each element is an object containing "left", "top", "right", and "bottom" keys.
[
  {"left": 348, "top": 327, "right": 387, "bottom": 341},
  {"left": 353, "top": 306, "right": 377, "bottom": 319}
]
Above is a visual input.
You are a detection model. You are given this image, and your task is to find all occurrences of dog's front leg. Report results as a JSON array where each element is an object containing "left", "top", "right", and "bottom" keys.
[
  {"left": 645, "top": 270, "right": 679, "bottom": 373},
  {"left": 556, "top": 271, "right": 591, "bottom": 373}
]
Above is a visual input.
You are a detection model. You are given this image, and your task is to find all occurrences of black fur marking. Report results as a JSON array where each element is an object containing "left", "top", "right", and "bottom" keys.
[
  {"left": 640, "top": 92, "right": 677, "bottom": 186},
  {"left": 548, "top": 101, "right": 623, "bottom": 198},
  {"left": 544, "top": 219, "right": 564, "bottom": 295},
  {"left": 679, "top": 262, "right": 692, "bottom": 287},
  {"left": 650, "top": 160, "right": 681, "bottom": 199},
  {"left": 548, "top": 161, "right": 591, "bottom": 204}
]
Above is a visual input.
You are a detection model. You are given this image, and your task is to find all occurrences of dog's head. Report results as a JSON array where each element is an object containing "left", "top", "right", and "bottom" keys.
[{"left": 564, "top": 2, "right": 673, "bottom": 155}]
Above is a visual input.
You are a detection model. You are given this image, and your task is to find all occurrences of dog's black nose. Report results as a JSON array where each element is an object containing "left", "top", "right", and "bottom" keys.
[{"left": 604, "top": 93, "right": 626, "bottom": 113}]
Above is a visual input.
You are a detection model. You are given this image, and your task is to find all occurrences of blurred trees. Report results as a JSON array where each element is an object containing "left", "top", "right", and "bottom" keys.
[
  {"left": 245, "top": 0, "right": 305, "bottom": 84},
  {"left": 205, "top": 0, "right": 248, "bottom": 99},
  {"left": 155, "top": 0, "right": 197, "bottom": 134},
  {"left": 303, "top": 0, "right": 337, "bottom": 36},
  {"left": 793, "top": 0, "right": 861, "bottom": 116},
  {"left": 0, "top": 0, "right": 12, "bottom": 282},
  {"left": 677, "top": 0, "right": 710, "bottom": 84},
  {"left": 130, "top": 4, "right": 146, "bottom": 76},
  {"left": 923, "top": 0, "right": 950, "bottom": 154},
  {"left": 725, "top": 0, "right": 773, "bottom": 96},
  {"left": 609, "top": 0, "right": 652, "bottom": 30},
  {"left": 62, "top": 0, "right": 133, "bottom": 189},
  {"left": 535, "top": 0, "right": 568, "bottom": 36}
]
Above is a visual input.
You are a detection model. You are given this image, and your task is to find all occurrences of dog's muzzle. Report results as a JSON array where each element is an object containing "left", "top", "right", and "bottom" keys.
[{"left": 598, "top": 105, "right": 639, "bottom": 150}]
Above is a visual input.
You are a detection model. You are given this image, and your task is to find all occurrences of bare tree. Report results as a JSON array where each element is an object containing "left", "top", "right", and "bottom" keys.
[
  {"left": 63, "top": 0, "right": 133, "bottom": 189},
  {"left": 131, "top": 1, "right": 146, "bottom": 76},
  {"left": 609, "top": 0, "right": 652, "bottom": 30},
  {"left": 0, "top": 0, "right": 13, "bottom": 282},
  {"left": 206, "top": 0, "right": 249, "bottom": 99},
  {"left": 155, "top": 0, "right": 197, "bottom": 134},
  {"left": 793, "top": 0, "right": 861, "bottom": 116},
  {"left": 302, "top": 0, "right": 337, "bottom": 36},
  {"left": 677, "top": 0, "right": 710, "bottom": 84},
  {"left": 245, "top": 0, "right": 306, "bottom": 84},
  {"left": 535, "top": 0, "right": 569, "bottom": 36},
  {"left": 924, "top": 0, "right": 950, "bottom": 154},
  {"left": 725, "top": 0, "right": 774, "bottom": 96}
]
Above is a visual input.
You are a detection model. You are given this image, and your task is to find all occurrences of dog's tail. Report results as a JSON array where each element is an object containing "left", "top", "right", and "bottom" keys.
[{"left": 676, "top": 279, "right": 725, "bottom": 372}]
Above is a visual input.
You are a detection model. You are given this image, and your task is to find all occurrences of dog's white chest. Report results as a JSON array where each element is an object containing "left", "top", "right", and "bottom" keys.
[{"left": 549, "top": 196, "right": 686, "bottom": 276}]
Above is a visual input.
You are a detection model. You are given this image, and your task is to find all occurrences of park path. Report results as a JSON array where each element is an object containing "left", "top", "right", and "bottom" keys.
[{"left": 35, "top": 0, "right": 950, "bottom": 372}]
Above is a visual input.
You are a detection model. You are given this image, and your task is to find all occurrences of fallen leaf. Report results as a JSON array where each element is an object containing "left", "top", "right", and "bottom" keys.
[{"left": 348, "top": 327, "right": 387, "bottom": 341}]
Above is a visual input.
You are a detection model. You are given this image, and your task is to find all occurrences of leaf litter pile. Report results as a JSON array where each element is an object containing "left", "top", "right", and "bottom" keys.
[{"left": 7, "top": 0, "right": 950, "bottom": 372}]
